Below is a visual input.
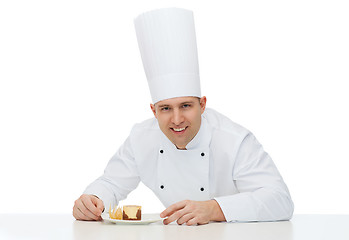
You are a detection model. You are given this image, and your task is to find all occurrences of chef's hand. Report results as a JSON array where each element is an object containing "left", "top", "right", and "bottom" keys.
[
  {"left": 160, "top": 199, "right": 226, "bottom": 226},
  {"left": 73, "top": 194, "right": 104, "bottom": 221}
]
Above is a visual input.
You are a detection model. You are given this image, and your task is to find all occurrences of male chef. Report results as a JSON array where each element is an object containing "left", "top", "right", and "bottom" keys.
[{"left": 73, "top": 8, "right": 294, "bottom": 225}]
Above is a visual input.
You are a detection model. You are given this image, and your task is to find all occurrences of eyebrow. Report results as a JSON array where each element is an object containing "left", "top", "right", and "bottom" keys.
[
  {"left": 181, "top": 101, "right": 195, "bottom": 105},
  {"left": 157, "top": 101, "right": 195, "bottom": 108},
  {"left": 157, "top": 104, "right": 170, "bottom": 108}
]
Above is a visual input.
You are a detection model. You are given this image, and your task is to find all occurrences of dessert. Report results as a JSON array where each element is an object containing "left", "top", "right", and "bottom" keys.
[
  {"left": 109, "top": 205, "right": 142, "bottom": 220},
  {"left": 123, "top": 205, "right": 142, "bottom": 220},
  {"left": 109, "top": 205, "right": 122, "bottom": 220}
]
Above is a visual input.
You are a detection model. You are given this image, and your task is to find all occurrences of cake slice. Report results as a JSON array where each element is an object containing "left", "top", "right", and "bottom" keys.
[
  {"left": 109, "top": 205, "right": 122, "bottom": 220},
  {"left": 122, "top": 205, "right": 142, "bottom": 220}
]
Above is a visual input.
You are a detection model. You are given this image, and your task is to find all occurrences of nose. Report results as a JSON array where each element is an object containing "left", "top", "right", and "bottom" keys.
[{"left": 171, "top": 108, "right": 184, "bottom": 126}]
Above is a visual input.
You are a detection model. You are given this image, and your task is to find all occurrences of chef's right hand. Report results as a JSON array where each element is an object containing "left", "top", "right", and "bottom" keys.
[{"left": 73, "top": 194, "right": 104, "bottom": 221}]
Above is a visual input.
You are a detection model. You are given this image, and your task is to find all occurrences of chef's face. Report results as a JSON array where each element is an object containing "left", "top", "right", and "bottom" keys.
[{"left": 151, "top": 96, "right": 207, "bottom": 150}]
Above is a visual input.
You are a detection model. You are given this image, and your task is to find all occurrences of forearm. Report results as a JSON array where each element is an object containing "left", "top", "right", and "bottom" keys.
[{"left": 214, "top": 188, "right": 294, "bottom": 222}]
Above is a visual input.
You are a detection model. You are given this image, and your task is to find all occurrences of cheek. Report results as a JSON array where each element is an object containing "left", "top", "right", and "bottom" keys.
[
  {"left": 187, "top": 111, "right": 201, "bottom": 126},
  {"left": 157, "top": 115, "right": 170, "bottom": 129}
]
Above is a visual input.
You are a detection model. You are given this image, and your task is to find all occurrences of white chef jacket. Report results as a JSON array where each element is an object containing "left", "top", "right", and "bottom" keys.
[{"left": 84, "top": 108, "right": 294, "bottom": 222}]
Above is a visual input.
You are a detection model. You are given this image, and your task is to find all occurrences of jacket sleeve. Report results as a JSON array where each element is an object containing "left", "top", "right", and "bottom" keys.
[
  {"left": 214, "top": 133, "right": 294, "bottom": 222},
  {"left": 83, "top": 135, "right": 140, "bottom": 210}
]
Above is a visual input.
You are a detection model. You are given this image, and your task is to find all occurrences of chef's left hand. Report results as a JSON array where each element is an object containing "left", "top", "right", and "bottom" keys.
[{"left": 160, "top": 199, "right": 226, "bottom": 226}]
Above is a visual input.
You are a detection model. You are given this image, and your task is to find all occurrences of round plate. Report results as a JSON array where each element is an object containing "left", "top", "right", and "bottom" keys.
[{"left": 102, "top": 213, "right": 163, "bottom": 225}]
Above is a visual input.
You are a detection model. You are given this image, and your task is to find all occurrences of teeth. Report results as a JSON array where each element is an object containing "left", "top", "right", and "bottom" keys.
[{"left": 173, "top": 127, "right": 186, "bottom": 132}]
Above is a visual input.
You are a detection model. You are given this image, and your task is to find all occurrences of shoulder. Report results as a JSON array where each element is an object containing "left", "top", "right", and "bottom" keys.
[
  {"left": 124, "top": 117, "right": 160, "bottom": 158},
  {"left": 128, "top": 117, "right": 161, "bottom": 146},
  {"left": 203, "top": 108, "right": 250, "bottom": 137},
  {"left": 129, "top": 117, "right": 159, "bottom": 137},
  {"left": 132, "top": 117, "right": 158, "bottom": 131}
]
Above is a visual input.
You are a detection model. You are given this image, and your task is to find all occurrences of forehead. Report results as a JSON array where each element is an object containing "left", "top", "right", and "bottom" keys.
[{"left": 156, "top": 96, "right": 198, "bottom": 106}]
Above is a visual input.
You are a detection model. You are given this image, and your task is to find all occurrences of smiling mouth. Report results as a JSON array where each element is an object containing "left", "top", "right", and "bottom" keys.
[{"left": 170, "top": 127, "right": 187, "bottom": 133}]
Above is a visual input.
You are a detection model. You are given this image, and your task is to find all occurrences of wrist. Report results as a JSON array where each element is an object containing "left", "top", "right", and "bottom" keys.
[{"left": 209, "top": 199, "right": 226, "bottom": 222}]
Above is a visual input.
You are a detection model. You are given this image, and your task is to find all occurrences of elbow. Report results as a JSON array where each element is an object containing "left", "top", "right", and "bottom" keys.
[
  {"left": 283, "top": 197, "right": 294, "bottom": 220},
  {"left": 273, "top": 190, "right": 294, "bottom": 221},
  {"left": 257, "top": 188, "right": 295, "bottom": 221}
]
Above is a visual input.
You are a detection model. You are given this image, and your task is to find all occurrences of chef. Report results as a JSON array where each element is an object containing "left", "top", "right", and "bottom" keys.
[{"left": 73, "top": 8, "right": 294, "bottom": 225}]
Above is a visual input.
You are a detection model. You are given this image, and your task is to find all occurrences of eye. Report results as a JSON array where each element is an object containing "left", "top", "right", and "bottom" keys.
[
  {"left": 182, "top": 104, "right": 191, "bottom": 108},
  {"left": 160, "top": 107, "right": 170, "bottom": 111}
]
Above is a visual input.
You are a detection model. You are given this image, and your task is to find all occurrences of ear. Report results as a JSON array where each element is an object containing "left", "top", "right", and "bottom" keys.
[
  {"left": 199, "top": 96, "right": 207, "bottom": 114},
  {"left": 150, "top": 103, "right": 157, "bottom": 118}
]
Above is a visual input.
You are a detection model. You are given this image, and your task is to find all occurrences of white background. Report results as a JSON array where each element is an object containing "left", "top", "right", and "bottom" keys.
[{"left": 0, "top": 0, "right": 348, "bottom": 215}]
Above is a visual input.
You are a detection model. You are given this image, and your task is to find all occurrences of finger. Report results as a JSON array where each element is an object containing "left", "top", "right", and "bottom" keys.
[
  {"left": 81, "top": 197, "right": 102, "bottom": 219},
  {"left": 73, "top": 206, "right": 82, "bottom": 220},
  {"left": 73, "top": 205, "right": 94, "bottom": 221},
  {"left": 91, "top": 196, "right": 104, "bottom": 214},
  {"left": 77, "top": 207, "right": 94, "bottom": 221},
  {"left": 161, "top": 200, "right": 187, "bottom": 218},
  {"left": 73, "top": 200, "right": 84, "bottom": 220},
  {"left": 176, "top": 213, "right": 194, "bottom": 225},
  {"left": 75, "top": 201, "right": 95, "bottom": 221},
  {"left": 163, "top": 207, "right": 188, "bottom": 225},
  {"left": 186, "top": 217, "right": 199, "bottom": 226},
  {"left": 77, "top": 198, "right": 100, "bottom": 220}
]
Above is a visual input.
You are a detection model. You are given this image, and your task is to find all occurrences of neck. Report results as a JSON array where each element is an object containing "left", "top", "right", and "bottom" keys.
[{"left": 176, "top": 145, "right": 187, "bottom": 150}]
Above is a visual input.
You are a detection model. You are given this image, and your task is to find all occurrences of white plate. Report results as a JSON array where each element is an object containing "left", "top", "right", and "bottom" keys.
[{"left": 102, "top": 213, "right": 163, "bottom": 225}]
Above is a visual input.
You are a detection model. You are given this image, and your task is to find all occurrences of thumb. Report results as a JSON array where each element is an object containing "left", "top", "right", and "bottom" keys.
[{"left": 91, "top": 196, "right": 105, "bottom": 213}]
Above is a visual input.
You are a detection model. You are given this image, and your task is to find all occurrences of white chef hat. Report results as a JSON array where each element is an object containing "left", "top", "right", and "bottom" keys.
[{"left": 134, "top": 8, "right": 201, "bottom": 104}]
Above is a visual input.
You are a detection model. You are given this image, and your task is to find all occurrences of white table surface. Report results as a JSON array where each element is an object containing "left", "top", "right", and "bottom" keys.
[{"left": 1, "top": 214, "right": 348, "bottom": 240}]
